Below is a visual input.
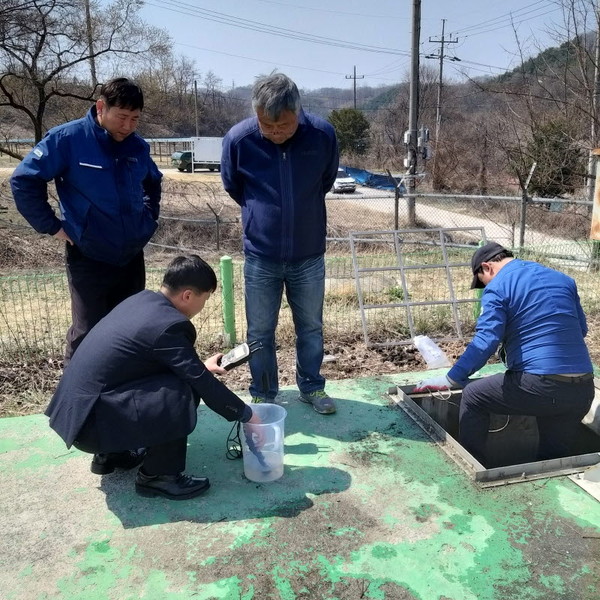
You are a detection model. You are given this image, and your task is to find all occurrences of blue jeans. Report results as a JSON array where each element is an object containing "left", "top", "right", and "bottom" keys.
[{"left": 244, "top": 254, "right": 325, "bottom": 400}]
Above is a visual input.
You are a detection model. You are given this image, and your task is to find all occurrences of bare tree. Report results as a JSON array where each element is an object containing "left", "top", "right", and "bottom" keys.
[
  {"left": 0, "top": 0, "right": 169, "bottom": 148},
  {"left": 135, "top": 53, "right": 197, "bottom": 136},
  {"left": 468, "top": 1, "right": 597, "bottom": 198},
  {"left": 195, "top": 71, "right": 246, "bottom": 135}
]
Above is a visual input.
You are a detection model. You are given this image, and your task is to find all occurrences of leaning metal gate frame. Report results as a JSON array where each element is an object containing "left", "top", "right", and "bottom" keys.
[{"left": 348, "top": 227, "right": 488, "bottom": 348}]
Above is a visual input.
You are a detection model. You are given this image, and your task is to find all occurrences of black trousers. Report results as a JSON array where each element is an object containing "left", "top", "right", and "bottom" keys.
[
  {"left": 64, "top": 245, "right": 145, "bottom": 362},
  {"left": 74, "top": 411, "right": 188, "bottom": 476},
  {"left": 142, "top": 438, "right": 187, "bottom": 476},
  {"left": 459, "top": 370, "right": 594, "bottom": 464}
]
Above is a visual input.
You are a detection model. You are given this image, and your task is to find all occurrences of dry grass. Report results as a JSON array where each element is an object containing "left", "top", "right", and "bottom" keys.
[
  {"left": 5, "top": 315, "right": 600, "bottom": 419},
  {"left": 2, "top": 175, "right": 600, "bottom": 417},
  {"left": 421, "top": 195, "right": 592, "bottom": 240}
]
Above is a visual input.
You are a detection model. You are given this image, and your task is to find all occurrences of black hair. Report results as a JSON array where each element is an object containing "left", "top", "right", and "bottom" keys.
[
  {"left": 99, "top": 77, "right": 144, "bottom": 111},
  {"left": 161, "top": 255, "right": 217, "bottom": 294},
  {"left": 488, "top": 250, "right": 514, "bottom": 263}
]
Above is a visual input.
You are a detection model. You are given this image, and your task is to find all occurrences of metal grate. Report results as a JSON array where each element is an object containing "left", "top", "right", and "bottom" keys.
[{"left": 349, "top": 227, "right": 488, "bottom": 347}]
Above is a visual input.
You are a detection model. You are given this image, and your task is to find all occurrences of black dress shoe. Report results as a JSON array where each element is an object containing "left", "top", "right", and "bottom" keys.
[
  {"left": 135, "top": 470, "right": 210, "bottom": 500},
  {"left": 90, "top": 449, "right": 146, "bottom": 475}
]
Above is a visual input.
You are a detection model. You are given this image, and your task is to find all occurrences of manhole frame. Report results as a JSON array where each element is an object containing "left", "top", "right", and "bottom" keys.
[{"left": 389, "top": 384, "right": 600, "bottom": 488}]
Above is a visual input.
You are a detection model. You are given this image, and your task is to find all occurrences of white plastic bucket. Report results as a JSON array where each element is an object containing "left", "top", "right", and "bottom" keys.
[{"left": 241, "top": 403, "right": 287, "bottom": 482}]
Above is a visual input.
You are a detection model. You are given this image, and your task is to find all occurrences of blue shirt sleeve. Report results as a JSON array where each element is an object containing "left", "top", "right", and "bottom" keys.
[
  {"left": 574, "top": 284, "right": 588, "bottom": 337},
  {"left": 323, "top": 130, "right": 340, "bottom": 193},
  {"left": 142, "top": 158, "right": 162, "bottom": 220},
  {"left": 10, "top": 132, "right": 69, "bottom": 235},
  {"left": 448, "top": 287, "right": 507, "bottom": 385},
  {"left": 220, "top": 133, "right": 243, "bottom": 205}
]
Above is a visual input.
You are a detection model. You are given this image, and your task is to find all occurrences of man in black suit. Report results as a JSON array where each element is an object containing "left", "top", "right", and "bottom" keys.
[{"left": 46, "top": 255, "right": 261, "bottom": 500}]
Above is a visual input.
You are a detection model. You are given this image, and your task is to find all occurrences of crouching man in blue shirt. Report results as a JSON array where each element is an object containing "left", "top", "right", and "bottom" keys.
[{"left": 413, "top": 242, "right": 594, "bottom": 465}]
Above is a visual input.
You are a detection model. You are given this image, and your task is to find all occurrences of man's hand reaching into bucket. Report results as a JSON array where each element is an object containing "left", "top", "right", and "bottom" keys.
[
  {"left": 412, "top": 374, "right": 458, "bottom": 393},
  {"left": 244, "top": 410, "right": 265, "bottom": 449}
]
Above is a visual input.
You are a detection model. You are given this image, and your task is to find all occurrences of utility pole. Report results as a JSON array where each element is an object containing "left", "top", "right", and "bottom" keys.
[
  {"left": 345, "top": 65, "right": 364, "bottom": 110},
  {"left": 426, "top": 19, "right": 459, "bottom": 189},
  {"left": 84, "top": 0, "right": 97, "bottom": 88},
  {"left": 406, "top": 0, "right": 421, "bottom": 227},
  {"left": 588, "top": 3, "right": 600, "bottom": 203},
  {"left": 194, "top": 79, "right": 199, "bottom": 137},
  {"left": 427, "top": 20, "right": 459, "bottom": 143}
]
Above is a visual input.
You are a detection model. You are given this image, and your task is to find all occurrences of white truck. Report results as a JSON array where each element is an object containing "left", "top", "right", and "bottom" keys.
[{"left": 171, "top": 136, "right": 223, "bottom": 172}]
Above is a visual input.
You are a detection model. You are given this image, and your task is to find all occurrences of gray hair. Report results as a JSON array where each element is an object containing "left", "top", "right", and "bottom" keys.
[{"left": 251, "top": 73, "right": 301, "bottom": 120}]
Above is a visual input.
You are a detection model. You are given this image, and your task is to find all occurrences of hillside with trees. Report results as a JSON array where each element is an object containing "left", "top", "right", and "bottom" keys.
[{"left": 1, "top": 0, "right": 598, "bottom": 198}]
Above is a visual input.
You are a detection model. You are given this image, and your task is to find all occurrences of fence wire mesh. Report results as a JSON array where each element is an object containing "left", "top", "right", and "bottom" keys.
[
  {"left": 2, "top": 173, "right": 600, "bottom": 360},
  {"left": 2, "top": 246, "right": 600, "bottom": 360}
]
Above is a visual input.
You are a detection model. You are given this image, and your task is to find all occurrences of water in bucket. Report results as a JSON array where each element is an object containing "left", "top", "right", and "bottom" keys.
[{"left": 242, "top": 403, "right": 287, "bottom": 482}]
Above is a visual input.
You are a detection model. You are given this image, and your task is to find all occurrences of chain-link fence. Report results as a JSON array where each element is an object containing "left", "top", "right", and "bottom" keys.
[
  {"left": 149, "top": 179, "right": 597, "bottom": 252},
  {"left": 2, "top": 242, "right": 600, "bottom": 360},
  {"left": 2, "top": 172, "right": 600, "bottom": 360}
]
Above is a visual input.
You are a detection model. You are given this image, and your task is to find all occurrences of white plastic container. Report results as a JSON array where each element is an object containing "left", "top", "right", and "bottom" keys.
[
  {"left": 242, "top": 403, "right": 287, "bottom": 482},
  {"left": 412, "top": 335, "right": 452, "bottom": 369}
]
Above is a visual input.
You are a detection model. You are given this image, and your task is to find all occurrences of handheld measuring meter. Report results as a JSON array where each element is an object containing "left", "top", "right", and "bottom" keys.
[{"left": 219, "top": 341, "right": 262, "bottom": 371}]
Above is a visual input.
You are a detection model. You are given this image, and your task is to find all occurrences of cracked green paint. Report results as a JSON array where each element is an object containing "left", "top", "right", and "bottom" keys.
[
  {"left": 230, "top": 521, "right": 273, "bottom": 549},
  {"left": 1, "top": 377, "right": 599, "bottom": 600},
  {"left": 331, "top": 526, "right": 361, "bottom": 537}
]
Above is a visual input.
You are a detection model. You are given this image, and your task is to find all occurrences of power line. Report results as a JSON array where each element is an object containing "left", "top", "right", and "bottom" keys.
[
  {"left": 426, "top": 20, "right": 459, "bottom": 138},
  {"left": 251, "top": 0, "right": 409, "bottom": 21},
  {"left": 426, "top": 19, "right": 460, "bottom": 187},
  {"left": 452, "top": 1, "right": 551, "bottom": 34},
  {"left": 146, "top": 0, "right": 562, "bottom": 88},
  {"left": 454, "top": 6, "right": 561, "bottom": 38},
  {"left": 174, "top": 41, "right": 406, "bottom": 85},
  {"left": 174, "top": 41, "right": 347, "bottom": 78},
  {"left": 365, "top": 58, "right": 410, "bottom": 77},
  {"left": 146, "top": 0, "right": 410, "bottom": 56}
]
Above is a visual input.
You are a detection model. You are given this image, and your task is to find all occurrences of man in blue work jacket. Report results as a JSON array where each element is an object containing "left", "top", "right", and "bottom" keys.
[
  {"left": 221, "top": 72, "right": 339, "bottom": 414},
  {"left": 413, "top": 242, "right": 594, "bottom": 465},
  {"left": 11, "top": 78, "right": 162, "bottom": 362}
]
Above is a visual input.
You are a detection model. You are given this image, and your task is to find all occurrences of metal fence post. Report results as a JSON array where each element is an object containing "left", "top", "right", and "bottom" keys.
[
  {"left": 220, "top": 255, "right": 236, "bottom": 346},
  {"left": 207, "top": 203, "right": 221, "bottom": 251},
  {"left": 473, "top": 239, "right": 484, "bottom": 320},
  {"left": 386, "top": 169, "right": 400, "bottom": 229},
  {"left": 519, "top": 190, "right": 527, "bottom": 250},
  {"left": 519, "top": 162, "right": 536, "bottom": 250},
  {"left": 590, "top": 150, "right": 600, "bottom": 271}
]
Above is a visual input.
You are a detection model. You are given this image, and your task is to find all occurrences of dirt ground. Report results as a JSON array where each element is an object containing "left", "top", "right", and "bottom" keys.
[
  {"left": 5, "top": 324, "right": 600, "bottom": 418},
  {"left": 2, "top": 214, "right": 600, "bottom": 416},
  {"left": 2, "top": 168, "right": 599, "bottom": 416},
  {"left": 0, "top": 333, "right": 472, "bottom": 417}
]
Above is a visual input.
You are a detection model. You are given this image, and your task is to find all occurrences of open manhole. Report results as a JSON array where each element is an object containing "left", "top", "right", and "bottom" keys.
[{"left": 389, "top": 381, "right": 600, "bottom": 487}]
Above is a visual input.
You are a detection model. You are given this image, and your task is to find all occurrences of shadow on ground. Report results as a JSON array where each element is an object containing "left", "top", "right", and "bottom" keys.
[
  {"left": 97, "top": 382, "right": 424, "bottom": 529},
  {"left": 1, "top": 374, "right": 599, "bottom": 600}
]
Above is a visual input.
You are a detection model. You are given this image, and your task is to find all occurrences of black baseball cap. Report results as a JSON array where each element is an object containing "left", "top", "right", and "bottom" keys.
[{"left": 470, "top": 242, "right": 508, "bottom": 289}]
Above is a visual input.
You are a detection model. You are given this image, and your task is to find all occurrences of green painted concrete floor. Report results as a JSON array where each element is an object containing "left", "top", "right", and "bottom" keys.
[{"left": 1, "top": 369, "right": 599, "bottom": 600}]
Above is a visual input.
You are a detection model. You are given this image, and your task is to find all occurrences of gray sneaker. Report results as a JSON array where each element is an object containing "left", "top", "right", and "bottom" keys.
[{"left": 299, "top": 390, "right": 336, "bottom": 414}]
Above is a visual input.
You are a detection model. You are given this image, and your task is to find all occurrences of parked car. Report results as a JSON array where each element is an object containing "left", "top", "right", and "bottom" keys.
[
  {"left": 332, "top": 168, "right": 356, "bottom": 193},
  {"left": 171, "top": 150, "right": 193, "bottom": 172}
]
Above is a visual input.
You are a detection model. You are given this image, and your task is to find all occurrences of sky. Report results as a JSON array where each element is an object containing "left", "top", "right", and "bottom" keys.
[{"left": 139, "top": 0, "right": 569, "bottom": 92}]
